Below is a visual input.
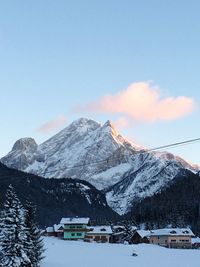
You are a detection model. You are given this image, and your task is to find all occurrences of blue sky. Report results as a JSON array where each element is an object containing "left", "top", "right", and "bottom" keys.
[{"left": 0, "top": 0, "right": 200, "bottom": 164}]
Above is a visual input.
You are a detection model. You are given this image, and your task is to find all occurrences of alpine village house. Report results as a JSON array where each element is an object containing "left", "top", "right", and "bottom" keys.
[
  {"left": 60, "top": 217, "right": 89, "bottom": 240},
  {"left": 149, "top": 228, "right": 194, "bottom": 249},
  {"left": 46, "top": 217, "right": 113, "bottom": 243},
  {"left": 45, "top": 217, "right": 196, "bottom": 248}
]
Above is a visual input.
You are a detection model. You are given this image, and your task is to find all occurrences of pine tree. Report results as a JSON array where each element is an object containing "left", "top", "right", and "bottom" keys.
[
  {"left": 0, "top": 210, "right": 5, "bottom": 267},
  {"left": 121, "top": 220, "right": 136, "bottom": 244},
  {"left": 0, "top": 185, "right": 30, "bottom": 267},
  {"left": 24, "top": 202, "right": 44, "bottom": 267}
]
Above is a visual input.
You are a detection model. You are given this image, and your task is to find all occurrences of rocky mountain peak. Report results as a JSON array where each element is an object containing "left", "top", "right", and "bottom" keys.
[
  {"left": 12, "top": 137, "right": 38, "bottom": 152},
  {"left": 101, "top": 120, "right": 119, "bottom": 138},
  {"left": 103, "top": 120, "right": 113, "bottom": 128},
  {"left": 1, "top": 138, "right": 38, "bottom": 171},
  {"left": 71, "top": 117, "right": 100, "bottom": 127}
]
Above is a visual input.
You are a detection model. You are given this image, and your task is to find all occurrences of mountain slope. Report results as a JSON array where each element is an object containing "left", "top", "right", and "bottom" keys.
[
  {"left": 1, "top": 118, "right": 199, "bottom": 214},
  {"left": 0, "top": 163, "right": 118, "bottom": 227},
  {"left": 125, "top": 169, "right": 200, "bottom": 235},
  {"left": 2, "top": 118, "right": 139, "bottom": 190},
  {"left": 105, "top": 152, "right": 196, "bottom": 214}
]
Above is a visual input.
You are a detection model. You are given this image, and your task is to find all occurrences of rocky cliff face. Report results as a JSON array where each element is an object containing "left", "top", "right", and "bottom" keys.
[
  {"left": 1, "top": 118, "right": 199, "bottom": 214},
  {"left": 1, "top": 138, "right": 39, "bottom": 170},
  {"left": 105, "top": 152, "right": 190, "bottom": 214}
]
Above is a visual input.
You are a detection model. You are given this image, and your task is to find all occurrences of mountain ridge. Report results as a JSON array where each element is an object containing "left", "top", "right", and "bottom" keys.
[
  {"left": 1, "top": 117, "right": 199, "bottom": 214},
  {"left": 0, "top": 162, "right": 118, "bottom": 227}
]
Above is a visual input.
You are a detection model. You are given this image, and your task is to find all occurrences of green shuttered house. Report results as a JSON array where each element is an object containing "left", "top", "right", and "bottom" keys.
[{"left": 60, "top": 217, "right": 90, "bottom": 240}]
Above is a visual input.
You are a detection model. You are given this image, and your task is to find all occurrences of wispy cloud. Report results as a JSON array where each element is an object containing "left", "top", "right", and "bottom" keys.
[
  {"left": 37, "top": 115, "right": 68, "bottom": 134},
  {"left": 113, "top": 116, "right": 131, "bottom": 129},
  {"left": 79, "top": 82, "right": 196, "bottom": 123}
]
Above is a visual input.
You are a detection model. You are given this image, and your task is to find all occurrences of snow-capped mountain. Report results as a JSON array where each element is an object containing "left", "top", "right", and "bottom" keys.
[
  {"left": 1, "top": 118, "right": 138, "bottom": 189},
  {"left": 1, "top": 118, "right": 199, "bottom": 215}
]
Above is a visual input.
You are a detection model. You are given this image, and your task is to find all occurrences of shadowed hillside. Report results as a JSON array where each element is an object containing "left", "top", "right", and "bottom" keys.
[{"left": 0, "top": 163, "right": 119, "bottom": 227}]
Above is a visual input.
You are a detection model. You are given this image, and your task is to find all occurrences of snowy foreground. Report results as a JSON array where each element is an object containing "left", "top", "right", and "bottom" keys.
[{"left": 42, "top": 237, "right": 200, "bottom": 267}]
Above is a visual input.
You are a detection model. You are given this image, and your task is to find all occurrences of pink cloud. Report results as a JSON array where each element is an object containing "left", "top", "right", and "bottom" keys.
[
  {"left": 37, "top": 115, "right": 68, "bottom": 134},
  {"left": 113, "top": 117, "right": 131, "bottom": 130},
  {"left": 82, "top": 82, "right": 196, "bottom": 123}
]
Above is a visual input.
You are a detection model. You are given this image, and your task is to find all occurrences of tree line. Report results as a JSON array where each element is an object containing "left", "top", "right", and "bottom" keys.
[
  {"left": 126, "top": 170, "right": 200, "bottom": 235},
  {"left": 0, "top": 185, "right": 44, "bottom": 267}
]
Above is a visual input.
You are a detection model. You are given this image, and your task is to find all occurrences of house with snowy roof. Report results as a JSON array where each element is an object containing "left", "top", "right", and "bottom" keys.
[
  {"left": 192, "top": 237, "right": 200, "bottom": 249},
  {"left": 53, "top": 224, "right": 64, "bottom": 238},
  {"left": 60, "top": 217, "right": 90, "bottom": 240},
  {"left": 45, "top": 224, "right": 64, "bottom": 237},
  {"left": 45, "top": 226, "right": 55, "bottom": 237},
  {"left": 130, "top": 230, "right": 151, "bottom": 244},
  {"left": 85, "top": 226, "right": 113, "bottom": 243},
  {"left": 149, "top": 228, "right": 194, "bottom": 248}
]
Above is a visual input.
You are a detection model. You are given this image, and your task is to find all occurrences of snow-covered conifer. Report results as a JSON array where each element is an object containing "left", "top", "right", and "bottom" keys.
[
  {"left": 24, "top": 202, "right": 44, "bottom": 267},
  {"left": 0, "top": 185, "right": 30, "bottom": 267}
]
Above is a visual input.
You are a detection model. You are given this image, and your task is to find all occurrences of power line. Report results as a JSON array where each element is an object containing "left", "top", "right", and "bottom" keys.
[
  {"left": 147, "top": 137, "right": 200, "bottom": 152},
  {"left": 40, "top": 137, "right": 200, "bottom": 176}
]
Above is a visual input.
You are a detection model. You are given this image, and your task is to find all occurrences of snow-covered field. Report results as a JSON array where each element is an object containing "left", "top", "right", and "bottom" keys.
[{"left": 42, "top": 237, "right": 200, "bottom": 267}]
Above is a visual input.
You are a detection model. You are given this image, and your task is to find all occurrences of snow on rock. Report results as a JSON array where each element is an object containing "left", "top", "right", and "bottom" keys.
[
  {"left": 1, "top": 118, "right": 138, "bottom": 190},
  {"left": 105, "top": 150, "right": 200, "bottom": 214},
  {"left": 1, "top": 138, "right": 39, "bottom": 170},
  {"left": 42, "top": 237, "right": 200, "bottom": 267},
  {"left": 1, "top": 118, "right": 199, "bottom": 215},
  {"left": 90, "top": 163, "right": 132, "bottom": 190}
]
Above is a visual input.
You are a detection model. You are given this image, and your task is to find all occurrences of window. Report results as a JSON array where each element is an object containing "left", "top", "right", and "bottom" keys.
[
  {"left": 77, "top": 226, "right": 82, "bottom": 229},
  {"left": 77, "top": 233, "right": 82, "bottom": 237},
  {"left": 70, "top": 226, "right": 75, "bottom": 229},
  {"left": 171, "top": 240, "right": 176, "bottom": 242},
  {"left": 71, "top": 233, "right": 75, "bottom": 237}
]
